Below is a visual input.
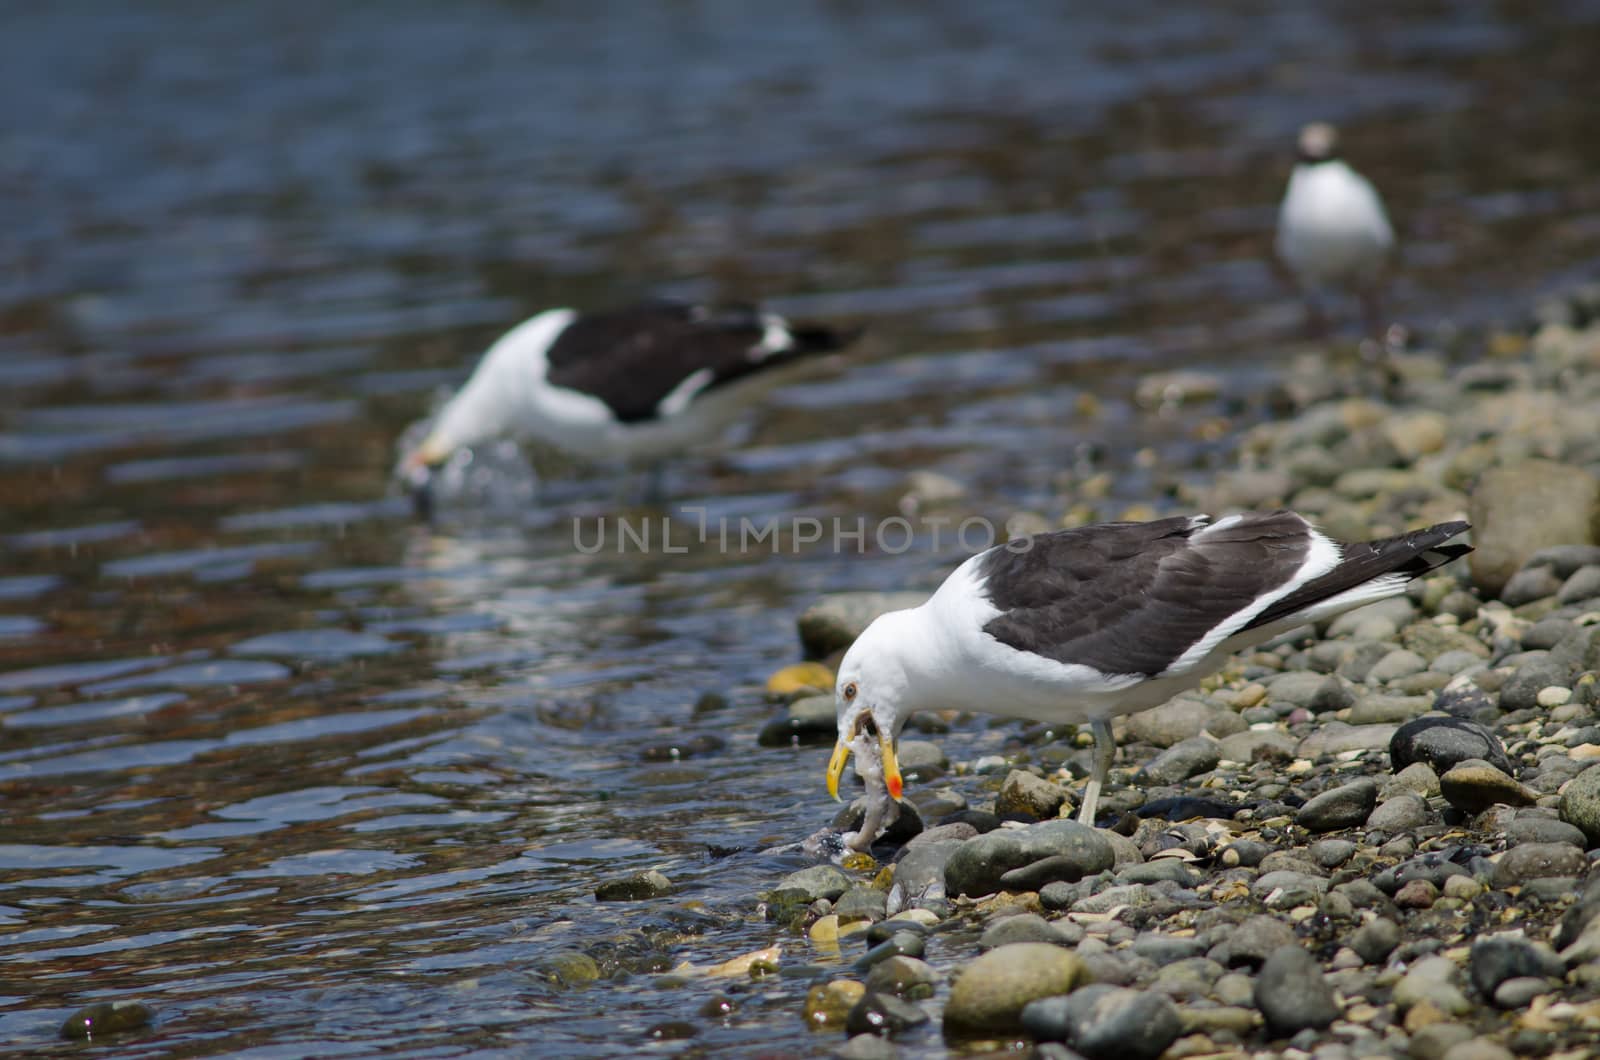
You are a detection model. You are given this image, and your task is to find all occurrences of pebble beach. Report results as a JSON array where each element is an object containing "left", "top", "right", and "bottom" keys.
[{"left": 744, "top": 293, "right": 1600, "bottom": 1058}]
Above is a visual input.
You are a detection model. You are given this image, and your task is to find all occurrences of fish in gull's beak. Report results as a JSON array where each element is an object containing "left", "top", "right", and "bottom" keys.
[{"left": 826, "top": 709, "right": 902, "bottom": 803}]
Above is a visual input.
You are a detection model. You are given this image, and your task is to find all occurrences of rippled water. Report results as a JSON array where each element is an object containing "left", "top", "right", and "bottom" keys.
[{"left": 3, "top": 2, "right": 1600, "bottom": 1055}]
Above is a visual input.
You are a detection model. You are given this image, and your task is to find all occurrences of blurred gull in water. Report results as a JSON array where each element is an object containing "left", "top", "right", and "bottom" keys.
[{"left": 395, "top": 301, "right": 860, "bottom": 516}]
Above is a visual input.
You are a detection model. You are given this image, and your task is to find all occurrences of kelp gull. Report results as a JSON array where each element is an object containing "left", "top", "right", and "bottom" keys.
[
  {"left": 826, "top": 510, "right": 1471, "bottom": 849},
  {"left": 1276, "top": 122, "right": 1395, "bottom": 335},
  {"left": 398, "top": 301, "right": 858, "bottom": 511}
]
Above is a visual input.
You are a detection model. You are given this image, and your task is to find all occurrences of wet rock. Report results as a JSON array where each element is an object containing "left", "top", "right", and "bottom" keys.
[
  {"left": 780, "top": 865, "right": 852, "bottom": 902},
  {"left": 1468, "top": 460, "right": 1600, "bottom": 598},
  {"left": 1021, "top": 984, "right": 1181, "bottom": 1060},
  {"left": 60, "top": 1001, "right": 153, "bottom": 1041},
  {"left": 595, "top": 869, "right": 673, "bottom": 901},
  {"left": 1440, "top": 760, "right": 1537, "bottom": 813},
  {"left": 1394, "top": 955, "right": 1471, "bottom": 1015},
  {"left": 995, "top": 770, "right": 1067, "bottom": 820},
  {"left": 1296, "top": 777, "right": 1378, "bottom": 831},
  {"left": 889, "top": 841, "right": 961, "bottom": 906},
  {"left": 835, "top": 887, "right": 889, "bottom": 923},
  {"left": 1208, "top": 914, "right": 1296, "bottom": 970},
  {"left": 1350, "top": 916, "right": 1401, "bottom": 964},
  {"left": 798, "top": 593, "right": 927, "bottom": 658},
  {"left": 863, "top": 955, "right": 940, "bottom": 999},
  {"left": 1558, "top": 762, "right": 1600, "bottom": 845},
  {"left": 944, "top": 820, "right": 1113, "bottom": 899},
  {"left": 846, "top": 991, "right": 929, "bottom": 1037},
  {"left": 943, "top": 942, "right": 1091, "bottom": 1035},
  {"left": 1255, "top": 945, "right": 1338, "bottom": 1036},
  {"left": 758, "top": 694, "right": 836, "bottom": 746},
  {"left": 1367, "top": 794, "right": 1428, "bottom": 832},
  {"left": 895, "top": 740, "right": 947, "bottom": 781},
  {"left": 1132, "top": 735, "right": 1220, "bottom": 785},
  {"left": 1469, "top": 934, "right": 1565, "bottom": 998},
  {"left": 979, "top": 913, "right": 1074, "bottom": 951},
  {"left": 537, "top": 951, "right": 601, "bottom": 986},
  {"left": 1391, "top": 716, "right": 1513, "bottom": 776},
  {"left": 806, "top": 979, "right": 867, "bottom": 1028},
  {"left": 1491, "top": 842, "right": 1588, "bottom": 887}
]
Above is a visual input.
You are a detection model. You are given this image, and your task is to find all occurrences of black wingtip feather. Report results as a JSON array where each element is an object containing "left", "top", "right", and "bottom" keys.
[
  {"left": 786, "top": 321, "right": 865, "bottom": 354},
  {"left": 1244, "top": 520, "right": 1472, "bottom": 632}
]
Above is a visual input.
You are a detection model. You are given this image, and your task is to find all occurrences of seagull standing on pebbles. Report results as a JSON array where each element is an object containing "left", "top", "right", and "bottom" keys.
[
  {"left": 826, "top": 511, "right": 1471, "bottom": 849},
  {"left": 1276, "top": 122, "right": 1396, "bottom": 336},
  {"left": 397, "top": 301, "right": 858, "bottom": 513}
]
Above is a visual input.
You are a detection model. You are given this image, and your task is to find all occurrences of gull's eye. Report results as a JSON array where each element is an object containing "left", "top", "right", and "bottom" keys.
[{"left": 843, "top": 682, "right": 858, "bottom": 702}]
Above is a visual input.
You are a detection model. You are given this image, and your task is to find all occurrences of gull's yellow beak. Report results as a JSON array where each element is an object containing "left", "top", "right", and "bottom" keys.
[
  {"left": 823, "top": 731, "right": 904, "bottom": 803},
  {"left": 881, "top": 733, "right": 903, "bottom": 801},
  {"left": 826, "top": 739, "right": 849, "bottom": 802}
]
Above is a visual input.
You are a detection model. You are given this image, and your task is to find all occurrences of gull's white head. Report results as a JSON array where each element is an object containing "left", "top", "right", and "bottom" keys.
[
  {"left": 824, "top": 612, "right": 918, "bottom": 805},
  {"left": 1296, "top": 121, "right": 1339, "bottom": 164},
  {"left": 396, "top": 309, "right": 573, "bottom": 508}
]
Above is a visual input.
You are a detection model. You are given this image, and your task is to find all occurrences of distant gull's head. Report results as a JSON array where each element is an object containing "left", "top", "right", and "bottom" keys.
[
  {"left": 825, "top": 613, "right": 917, "bottom": 805},
  {"left": 395, "top": 311, "right": 568, "bottom": 516},
  {"left": 1296, "top": 121, "right": 1340, "bottom": 164}
]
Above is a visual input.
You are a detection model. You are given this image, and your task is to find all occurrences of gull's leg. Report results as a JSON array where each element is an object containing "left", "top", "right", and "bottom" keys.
[{"left": 1077, "top": 718, "right": 1116, "bottom": 826}]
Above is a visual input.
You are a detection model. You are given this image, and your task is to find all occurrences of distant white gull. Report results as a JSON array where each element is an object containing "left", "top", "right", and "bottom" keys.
[
  {"left": 1276, "top": 122, "right": 1395, "bottom": 336},
  {"left": 826, "top": 510, "right": 1471, "bottom": 849},
  {"left": 397, "top": 301, "right": 858, "bottom": 511}
]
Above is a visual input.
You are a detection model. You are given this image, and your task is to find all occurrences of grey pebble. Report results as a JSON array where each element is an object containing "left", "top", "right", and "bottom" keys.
[
  {"left": 1366, "top": 794, "right": 1429, "bottom": 832},
  {"left": 979, "top": 913, "right": 1074, "bottom": 951},
  {"left": 1308, "top": 838, "right": 1356, "bottom": 869},
  {"left": 1133, "top": 735, "right": 1220, "bottom": 785},
  {"left": 1390, "top": 715, "right": 1513, "bottom": 775},
  {"left": 1350, "top": 916, "right": 1401, "bottom": 964},
  {"left": 1020, "top": 984, "right": 1181, "bottom": 1060},
  {"left": 1255, "top": 944, "right": 1339, "bottom": 1036},
  {"left": 1296, "top": 777, "right": 1378, "bottom": 832},
  {"left": 1491, "top": 842, "right": 1589, "bottom": 888}
]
